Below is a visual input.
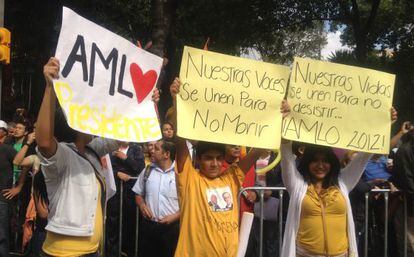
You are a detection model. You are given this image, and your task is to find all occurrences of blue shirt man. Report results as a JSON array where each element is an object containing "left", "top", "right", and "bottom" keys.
[{"left": 132, "top": 140, "right": 179, "bottom": 257}]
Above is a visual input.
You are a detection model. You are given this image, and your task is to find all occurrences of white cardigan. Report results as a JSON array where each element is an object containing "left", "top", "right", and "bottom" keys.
[
  {"left": 280, "top": 142, "right": 372, "bottom": 257},
  {"left": 38, "top": 138, "right": 118, "bottom": 236}
]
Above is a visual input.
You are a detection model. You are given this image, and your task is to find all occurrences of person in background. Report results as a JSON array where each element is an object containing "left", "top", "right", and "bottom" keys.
[
  {"left": 105, "top": 141, "right": 145, "bottom": 257},
  {"left": 246, "top": 151, "right": 280, "bottom": 257},
  {"left": 221, "top": 144, "right": 256, "bottom": 214},
  {"left": 2, "top": 121, "right": 35, "bottom": 253},
  {"left": 15, "top": 150, "right": 43, "bottom": 255},
  {"left": 346, "top": 119, "right": 405, "bottom": 256},
  {"left": 5, "top": 119, "right": 32, "bottom": 184},
  {"left": 345, "top": 150, "right": 387, "bottom": 255},
  {"left": 161, "top": 121, "right": 174, "bottom": 140},
  {"left": 143, "top": 141, "right": 156, "bottom": 166},
  {"left": 3, "top": 128, "right": 36, "bottom": 200},
  {"left": 133, "top": 140, "right": 179, "bottom": 257},
  {"left": 12, "top": 104, "right": 28, "bottom": 122},
  {"left": 32, "top": 171, "right": 49, "bottom": 257},
  {"left": 6, "top": 122, "right": 16, "bottom": 141},
  {"left": 0, "top": 120, "right": 8, "bottom": 144},
  {"left": 362, "top": 154, "right": 391, "bottom": 182},
  {"left": 392, "top": 122, "right": 414, "bottom": 257},
  {"left": 0, "top": 139, "right": 17, "bottom": 257}
]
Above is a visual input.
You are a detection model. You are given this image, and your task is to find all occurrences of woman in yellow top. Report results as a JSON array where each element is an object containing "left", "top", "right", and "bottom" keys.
[{"left": 280, "top": 140, "right": 373, "bottom": 257}]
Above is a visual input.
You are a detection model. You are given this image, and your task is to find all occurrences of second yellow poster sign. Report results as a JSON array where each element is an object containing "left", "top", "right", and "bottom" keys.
[{"left": 283, "top": 57, "right": 395, "bottom": 154}]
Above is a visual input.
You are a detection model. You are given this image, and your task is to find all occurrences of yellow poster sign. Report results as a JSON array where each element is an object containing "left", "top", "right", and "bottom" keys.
[
  {"left": 283, "top": 57, "right": 395, "bottom": 154},
  {"left": 177, "top": 46, "right": 290, "bottom": 149}
]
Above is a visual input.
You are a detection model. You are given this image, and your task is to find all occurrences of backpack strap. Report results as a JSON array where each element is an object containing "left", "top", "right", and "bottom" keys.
[
  {"left": 142, "top": 164, "right": 152, "bottom": 197},
  {"left": 67, "top": 144, "right": 108, "bottom": 255},
  {"left": 85, "top": 145, "right": 102, "bottom": 168},
  {"left": 67, "top": 144, "right": 106, "bottom": 198}
]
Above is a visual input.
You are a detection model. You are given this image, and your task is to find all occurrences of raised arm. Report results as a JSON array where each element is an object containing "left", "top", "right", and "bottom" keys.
[
  {"left": 340, "top": 151, "right": 372, "bottom": 191},
  {"left": 169, "top": 77, "right": 190, "bottom": 173},
  {"left": 279, "top": 100, "right": 305, "bottom": 192},
  {"left": 239, "top": 100, "right": 291, "bottom": 173},
  {"left": 36, "top": 58, "right": 60, "bottom": 158},
  {"left": 238, "top": 148, "right": 267, "bottom": 174},
  {"left": 280, "top": 141, "right": 304, "bottom": 193},
  {"left": 390, "top": 121, "right": 412, "bottom": 149},
  {"left": 13, "top": 132, "right": 35, "bottom": 165}
]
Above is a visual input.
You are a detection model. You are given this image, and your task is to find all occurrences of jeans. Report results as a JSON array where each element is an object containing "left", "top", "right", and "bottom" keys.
[
  {"left": 0, "top": 200, "right": 10, "bottom": 257},
  {"left": 394, "top": 199, "right": 414, "bottom": 257},
  {"left": 32, "top": 228, "right": 47, "bottom": 257},
  {"left": 105, "top": 185, "right": 137, "bottom": 257},
  {"left": 246, "top": 218, "right": 279, "bottom": 257},
  {"left": 138, "top": 218, "right": 179, "bottom": 257}
]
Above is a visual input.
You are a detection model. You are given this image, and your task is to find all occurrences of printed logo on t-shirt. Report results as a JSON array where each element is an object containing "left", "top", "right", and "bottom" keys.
[{"left": 206, "top": 186, "right": 233, "bottom": 212}]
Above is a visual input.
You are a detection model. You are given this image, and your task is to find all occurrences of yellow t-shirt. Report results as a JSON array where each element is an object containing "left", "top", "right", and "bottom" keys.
[
  {"left": 297, "top": 185, "right": 348, "bottom": 255},
  {"left": 42, "top": 178, "right": 103, "bottom": 257},
  {"left": 174, "top": 156, "right": 245, "bottom": 257}
]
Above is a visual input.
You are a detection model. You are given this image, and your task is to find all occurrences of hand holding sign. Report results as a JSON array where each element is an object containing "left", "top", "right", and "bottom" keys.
[
  {"left": 53, "top": 7, "right": 163, "bottom": 143},
  {"left": 170, "top": 77, "right": 180, "bottom": 102},
  {"left": 44, "top": 58, "right": 60, "bottom": 87}
]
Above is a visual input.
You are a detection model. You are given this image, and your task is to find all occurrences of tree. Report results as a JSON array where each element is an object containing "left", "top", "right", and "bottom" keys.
[
  {"left": 5, "top": 0, "right": 333, "bottom": 118},
  {"left": 254, "top": 21, "right": 327, "bottom": 65},
  {"left": 331, "top": 0, "right": 414, "bottom": 62}
]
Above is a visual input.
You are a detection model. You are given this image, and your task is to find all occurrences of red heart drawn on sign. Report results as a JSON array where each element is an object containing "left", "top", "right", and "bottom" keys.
[{"left": 130, "top": 63, "right": 158, "bottom": 104}]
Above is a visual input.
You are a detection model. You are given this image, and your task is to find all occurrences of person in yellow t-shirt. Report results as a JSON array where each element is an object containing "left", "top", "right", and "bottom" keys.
[{"left": 168, "top": 78, "right": 290, "bottom": 257}]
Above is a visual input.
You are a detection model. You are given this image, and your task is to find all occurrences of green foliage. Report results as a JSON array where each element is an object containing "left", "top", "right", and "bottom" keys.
[
  {"left": 255, "top": 22, "right": 327, "bottom": 65},
  {"left": 5, "top": 0, "right": 414, "bottom": 119},
  {"left": 328, "top": 49, "right": 393, "bottom": 71},
  {"left": 331, "top": 0, "right": 414, "bottom": 54},
  {"left": 173, "top": 0, "right": 329, "bottom": 58},
  {"left": 62, "top": 0, "right": 152, "bottom": 42}
]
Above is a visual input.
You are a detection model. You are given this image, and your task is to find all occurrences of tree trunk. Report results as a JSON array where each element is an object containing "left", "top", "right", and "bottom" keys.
[
  {"left": 150, "top": 0, "right": 173, "bottom": 57},
  {"left": 349, "top": 0, "right": 380, "bottom": 63},
  {"left": 354, "top": 31, "right": 368, "bottom": 63},
  {"left": 150, "top": 0, "right": 178, "bottom": 120}
]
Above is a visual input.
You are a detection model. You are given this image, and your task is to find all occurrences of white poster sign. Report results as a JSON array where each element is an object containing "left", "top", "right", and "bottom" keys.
[{"left": 54, "top": 7, "right": 163, "bottom": 142}]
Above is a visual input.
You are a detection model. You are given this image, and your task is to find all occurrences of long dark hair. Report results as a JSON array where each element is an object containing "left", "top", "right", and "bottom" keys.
[
  {"left": 33, "top": 170, "right": 48, "bottom": 205},
  {"left": 297, "top": 143, "right": 340, "bottom": 188},
  {"left": 54, "top": 105, "right": 77, "bottom": 143}
]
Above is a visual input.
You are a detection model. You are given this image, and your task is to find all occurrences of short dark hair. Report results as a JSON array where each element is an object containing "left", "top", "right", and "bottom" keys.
[
  {"left": 292, "top": 141, "right": 306, "bottom": 156},
  {"left": 159, "top": 140, "right": 176, "bottom": 162},
  {"left": 196, "top": 141, "right": 225, "bottom": 159},
  {"left": 222, "top": 192, "right": 230, "bottom": 197},
  {"left": 13, "top": 118, "right": 30, "bottom": 131},
  {"left": 401, "top": 130, "right": 414, "bottom": 143},
  {"left": 54, "top": 106, "right": 78, "bottom": 143},
  {"left": 161, "top": 121, "right": 174, "bottom": 129},
  {"left": 298, "top": 143, "right": 340, "bottom": 188}
]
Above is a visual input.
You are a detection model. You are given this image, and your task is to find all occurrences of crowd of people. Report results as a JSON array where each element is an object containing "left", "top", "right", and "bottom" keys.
[{"left": 0, "top": 57, "right": 414, "bottom": 257}]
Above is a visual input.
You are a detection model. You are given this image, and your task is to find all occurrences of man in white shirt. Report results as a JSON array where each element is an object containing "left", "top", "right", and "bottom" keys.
[{"left": 132, "top": 139, "right": 179, "bottom": 257}]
